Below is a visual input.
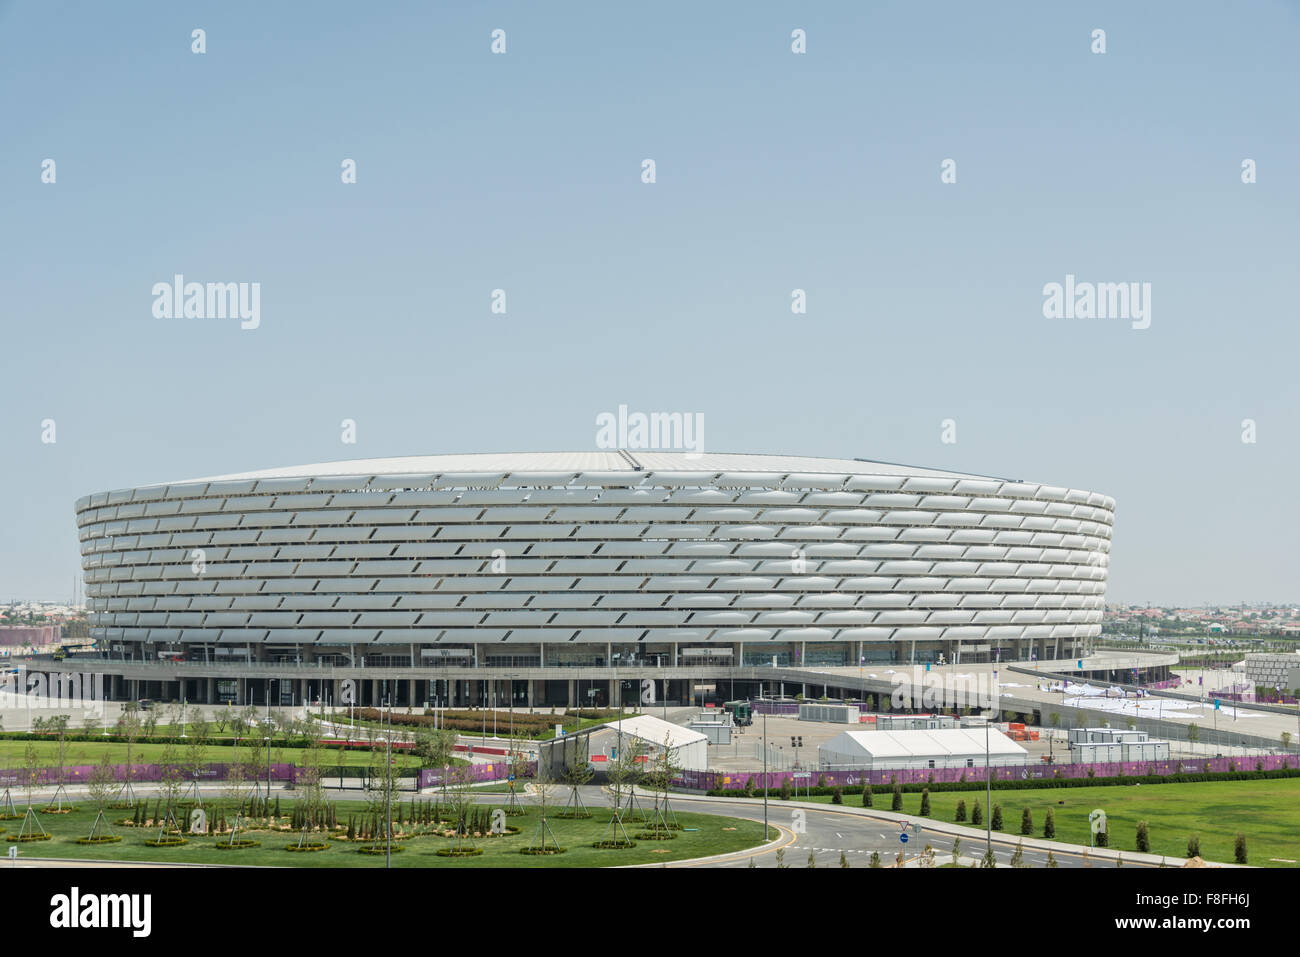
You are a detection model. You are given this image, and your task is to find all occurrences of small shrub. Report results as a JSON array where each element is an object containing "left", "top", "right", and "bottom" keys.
[
  {"left": 891, "top": 783, "right": 902, "bottom": 812},
  {"left": 861, "top": 784, "right": 872, "bottom": 807},
  {"left": 1020, "top": 807, "right": 1032, "bottom": 836},
  {"left": 919, "top": 789, "right": 930, "bottom": 816},
  {"left": 990, "top": 804, "right": 1003, "bottom": 831},
  {"left": 971, "top": 802, "right": 983, "bottom": 826},
  {"left": 1043, "top": 809, "right": 1055, "bottom": 839},
  {"left": 1187, "top": 834, "right": 1201, "bottom": 858},
  {"left": 831, "top": 786, "right": 843, "bottom": 805},
  {"left": 1234, "top": 833, "right": 1247, "bottom": 864},
  {"left": 1136, "top": 821, "right": 1150, "bottom": 853},
  {"left": 955, "top": 799, "right": 966, "bottom": 822}
]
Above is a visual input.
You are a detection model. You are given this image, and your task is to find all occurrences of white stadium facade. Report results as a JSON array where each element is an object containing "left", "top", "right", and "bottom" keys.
[{"left": 72, "top": 452, "right": 1114, "bottom": 707}]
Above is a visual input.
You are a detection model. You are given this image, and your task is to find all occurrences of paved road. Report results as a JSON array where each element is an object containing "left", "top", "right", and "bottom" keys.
[{"left": 10, "top": 781, "right": 1165, "bottom": 869}]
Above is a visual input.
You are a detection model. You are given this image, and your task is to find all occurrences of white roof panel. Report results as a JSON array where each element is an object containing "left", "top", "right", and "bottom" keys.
[
  {"left": 821, "top": 728, "right": 1027, "bottom": 759},
  {"left": 155, "top": 451, "right": 1005, "bottom": 488}
]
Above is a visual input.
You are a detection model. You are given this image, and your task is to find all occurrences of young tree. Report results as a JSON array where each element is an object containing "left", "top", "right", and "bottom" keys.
[
  {"left": 116, "top": 704, "right": 143, "bottom": 805},
  {"left": 890, "top": 782, "right": 902, "bottom": 812},
  {"left": 16, "top": 743, "right": 48, "bottom": 841},
  {"left": 919, "top": 788, "right": 930, "bottom": 816},
  {"left": 1234, "top": 833, "right": 1247, "bottom": 865},
  {"left": 413, "top": 726, "right": 456, "bottom": 771},
  {"left": 1043, "top": 808, "right": 1056, "bottom": 839},
  {"left": 83, "top": 751, "right": 120, "bottom": 843},
  {"left": 559, "top": 738, "right": 595, "bottom": 818},
  {"left": 1020, "top": 807, "right": 1033, "bottom": 835},
  {"left": 1187, "top": 834, "right": 1201, "bottom": 858},
  {"left": 955, "top": 799, "right": 967, "bottom": 822},
  {"left": 442, "top": 764, "right": 479, "bottom": 855},
  {"left": 44, "top": 715, "right": 74, "bottom": 811},
  {"left": 971, "top": 801, "right": 983, "bottom": 826},
  {"left": 522, "top": 760, "right": 563, "bottom": 854},
  {"left": 861, "top": 782, "right": 872, "bottom": 807},
  {"left": 1136, "top": 820, "right": 1150, "bottom": 853},
  {"left": 185, "top": 713, "right": 211, "bottom": 804},
  {"left": 991, "top": 803, "right": 1003, "bottom": 831},
  {"left": 643, "top": 738, "right": 682, "bottom": 834}
]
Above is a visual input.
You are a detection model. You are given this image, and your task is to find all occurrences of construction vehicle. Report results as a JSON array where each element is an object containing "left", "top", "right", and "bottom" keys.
[{"left": 723, "top": 700, "right": 753, "bottom": 726}]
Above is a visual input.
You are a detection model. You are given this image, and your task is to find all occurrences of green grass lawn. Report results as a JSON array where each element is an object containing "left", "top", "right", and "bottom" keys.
[
  {"left": 0, "top": 738, "right": 434, "bottom": 770},
  {"left": 0, "top": 800, "right": 768, "bottom": 868},
  {"left": 807, "top": 778, "right": 1300, "bottom": 866}
]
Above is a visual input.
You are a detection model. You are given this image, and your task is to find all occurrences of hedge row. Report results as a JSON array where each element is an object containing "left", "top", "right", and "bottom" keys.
[
  {"left": 708, "top": 764, "right": 1300, "bottom": 797},
  {"left": 0, "top": 730, "right": 316, "bottom": 748},
  {"left": 355, "top": 707, "right": 557, "bottom": 736}
]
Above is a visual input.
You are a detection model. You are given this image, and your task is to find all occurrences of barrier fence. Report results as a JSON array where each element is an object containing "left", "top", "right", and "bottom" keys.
[{"left": 679, "top": 752, "right": 1300, "bottom": 791}]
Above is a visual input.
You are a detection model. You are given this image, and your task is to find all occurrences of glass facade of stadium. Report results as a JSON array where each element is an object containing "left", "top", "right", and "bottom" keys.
[{"left": 72, "top": 452, "right": 1113, "bottom": 707}]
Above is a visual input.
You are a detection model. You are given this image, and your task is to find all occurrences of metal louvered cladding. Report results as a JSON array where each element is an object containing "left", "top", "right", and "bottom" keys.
[{"left": 75, "top": 453, "right": 1113, "bottom": 653}]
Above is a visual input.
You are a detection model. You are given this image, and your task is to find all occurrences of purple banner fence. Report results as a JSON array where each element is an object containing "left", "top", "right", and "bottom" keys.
[
  {"left": 679, "top": 752, "right": 1299, "bottom": 792},
  {"left": 417, "top": 761, "right": 535, "bottom": 789},
  {"left": 0, "top": 762, "right": 299, "bottom": 788}
]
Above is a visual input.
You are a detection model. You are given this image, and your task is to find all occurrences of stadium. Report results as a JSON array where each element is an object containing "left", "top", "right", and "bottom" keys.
[{"left": 71, "top": 452, "right": 1114, "bottom": 708}]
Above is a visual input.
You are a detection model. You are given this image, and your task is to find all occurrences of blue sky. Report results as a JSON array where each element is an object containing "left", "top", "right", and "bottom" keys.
[{"left": 1, "top": 1, "right": 1297, "bottom": 604}]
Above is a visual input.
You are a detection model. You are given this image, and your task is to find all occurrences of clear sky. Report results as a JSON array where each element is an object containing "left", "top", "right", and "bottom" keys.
[{"left": 1, "top": 1, "right": 1296, "bottom": 605}]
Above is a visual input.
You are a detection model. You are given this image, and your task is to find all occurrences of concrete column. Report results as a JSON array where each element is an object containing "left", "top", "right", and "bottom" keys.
[
  {"left": 371, "top": 679, "right": 379, "bottom": 707},
  {"left": 567, "top": 679, "right": 576, "bottom": 708},
  {"left": 409, "top": 678, "right": 416, "bottom": 709}
]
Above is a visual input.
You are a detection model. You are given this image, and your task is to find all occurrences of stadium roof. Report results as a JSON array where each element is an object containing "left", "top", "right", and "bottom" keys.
[{"left": 170, "top": 451, "right": 995, "bottom": 486}]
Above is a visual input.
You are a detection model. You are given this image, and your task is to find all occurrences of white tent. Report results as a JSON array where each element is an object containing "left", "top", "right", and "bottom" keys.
[
  {"left": 587, "top": 714, "right": 710, "bottom": 772},
  {"left": 818, "top": 728, "right": 1028, "bottom": 771}
]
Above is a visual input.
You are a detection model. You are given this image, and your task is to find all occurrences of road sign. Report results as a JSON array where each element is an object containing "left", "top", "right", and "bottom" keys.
[{"left": 899, "top": 833, "right": 909, "bottom": 844}]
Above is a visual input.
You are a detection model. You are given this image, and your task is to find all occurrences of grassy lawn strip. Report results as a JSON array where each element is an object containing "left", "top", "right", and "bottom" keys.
[
  {"left": 801, "top": 778, "right": 1300, "bottom": 866},
  {"left": 1, "top": 801, "right": 769, "bottom": 868}
]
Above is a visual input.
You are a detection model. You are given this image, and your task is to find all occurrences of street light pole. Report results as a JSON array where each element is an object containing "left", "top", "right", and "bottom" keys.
[
  {"left": 762, "top": 706, "right": 768, "bottom": 841},
  {"left": 985, "top": 716, "right": 991, "bottom": 859}
]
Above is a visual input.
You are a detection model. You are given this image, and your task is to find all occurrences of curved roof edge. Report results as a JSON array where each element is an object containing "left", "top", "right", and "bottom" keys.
[{"left": 162, "top": 451, "right": 1000, "bottom": 486}]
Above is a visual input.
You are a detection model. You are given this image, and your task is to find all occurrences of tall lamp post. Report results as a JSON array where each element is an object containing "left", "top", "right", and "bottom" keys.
[
  {"left": 984, "top": 713, "right": 992, "bottom": 859},
  {"left": 762, "top": 705, "right": 768, "bottom": 842}
]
